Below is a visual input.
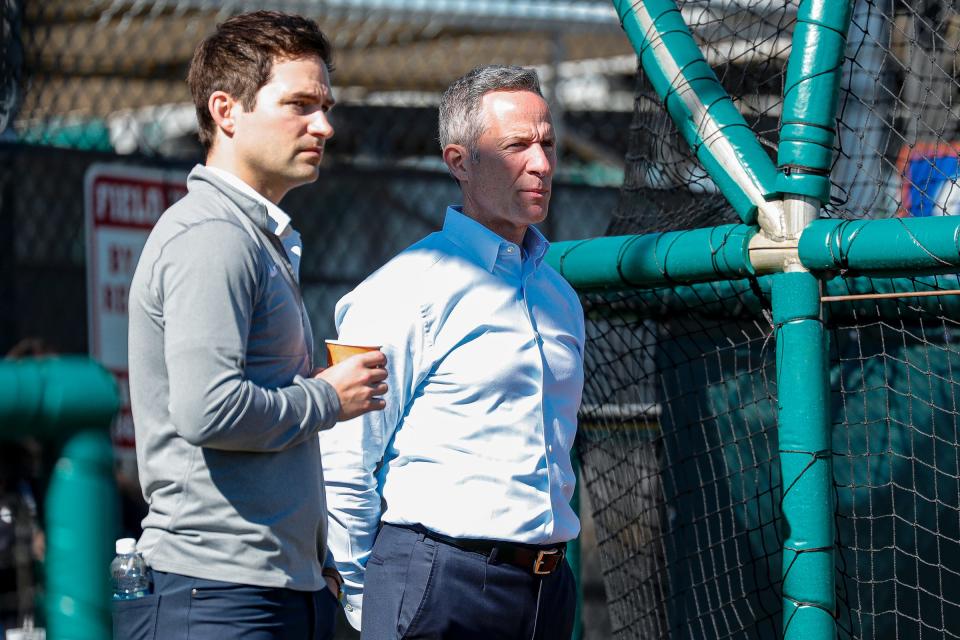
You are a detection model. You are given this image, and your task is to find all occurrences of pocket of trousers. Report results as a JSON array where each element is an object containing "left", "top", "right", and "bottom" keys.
[
  {"left": 397, "top": 538, "right": 439, "bottom": 639},
  {"left": 112, "top": 594, "right": 162, "bottom": 640}
]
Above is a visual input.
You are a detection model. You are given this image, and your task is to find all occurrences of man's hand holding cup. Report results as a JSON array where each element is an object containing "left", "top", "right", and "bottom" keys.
[{"left": 315, "top": 340, "right": 387, "bottom": 420}]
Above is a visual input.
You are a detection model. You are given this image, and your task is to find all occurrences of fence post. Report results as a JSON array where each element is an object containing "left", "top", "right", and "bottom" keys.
[
  {"left": 776, "top": 0, "right": 853, "bottom": 205},
  {"left": 771, "top": 271, "right": 834, "bottom": 639},
  {"left": 772, "top": 2, "right": 851, "bottom": 633},
  {"left": 45, "top": 429, "right": 118, "bottom": 639}
]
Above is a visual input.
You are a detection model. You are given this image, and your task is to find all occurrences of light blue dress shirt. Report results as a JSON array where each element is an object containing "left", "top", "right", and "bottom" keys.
[{"left": 320, "top": 206, "right": 585, "bottom": 627}]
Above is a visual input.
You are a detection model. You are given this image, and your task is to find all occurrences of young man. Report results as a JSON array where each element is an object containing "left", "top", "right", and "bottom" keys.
[
  {"left": 322, "top": 65, "right": 585, "bottom": 639},
  {"left": 121, "top": 11, "right": 388, "bottom": 639}
]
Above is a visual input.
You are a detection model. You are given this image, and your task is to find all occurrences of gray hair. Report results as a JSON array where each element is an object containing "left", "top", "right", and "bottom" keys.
[{"left": 438, "top": 65, "right": 543, "bottom": 153}]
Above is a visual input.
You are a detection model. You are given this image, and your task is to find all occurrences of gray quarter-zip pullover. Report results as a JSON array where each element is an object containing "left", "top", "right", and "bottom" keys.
[{"left": 128, "top": 164, "right": 340, "bottom": 590}]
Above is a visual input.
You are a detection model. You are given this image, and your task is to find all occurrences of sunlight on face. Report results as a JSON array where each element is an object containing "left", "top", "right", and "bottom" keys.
[
  {"left": 230, "top": 55, "right": 336, "bottom": 203},
  {"left": 461, "top": 90, "right": 556, "bottom": 245}
]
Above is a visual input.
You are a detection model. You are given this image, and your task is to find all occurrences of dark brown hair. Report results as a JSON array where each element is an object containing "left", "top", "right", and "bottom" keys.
[{"left": 187, "top": 11, "right": 333, "bottom": 152}]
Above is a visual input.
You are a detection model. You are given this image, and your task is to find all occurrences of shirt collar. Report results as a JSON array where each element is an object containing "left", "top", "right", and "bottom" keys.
[
  {"left": 205, "top": 165, "right": 293, "bottom": 238},
  {"left": 442, "top": 206, "right": 550, "bottom": 273},
  {"left": 522, "top": 223, "right": 550, "bottom": 267}
]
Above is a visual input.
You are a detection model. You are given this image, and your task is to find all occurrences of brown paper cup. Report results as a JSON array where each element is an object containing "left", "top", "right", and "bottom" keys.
[{"left": 325, "top": 340, "right": 381, "bottom": 366}]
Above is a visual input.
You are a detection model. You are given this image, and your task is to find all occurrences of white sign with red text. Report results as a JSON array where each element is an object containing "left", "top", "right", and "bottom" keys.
[{"left": 85, "top": 164, "right": 187, "bottom": 474}]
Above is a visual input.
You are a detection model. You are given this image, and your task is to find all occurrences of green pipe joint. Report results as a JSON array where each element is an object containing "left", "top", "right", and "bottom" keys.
[{"left": 0, "top": 356, "right": 120, "bottom": 439}]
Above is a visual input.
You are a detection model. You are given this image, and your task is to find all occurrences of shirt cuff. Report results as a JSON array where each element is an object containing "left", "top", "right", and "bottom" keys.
[{"left": 342, "top": 591, "right": 362, "bottom": 630}]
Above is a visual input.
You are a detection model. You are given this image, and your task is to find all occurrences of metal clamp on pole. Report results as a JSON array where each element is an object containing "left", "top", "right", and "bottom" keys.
[{"left": 750, "top": 195, "right": 821, "bottom": 274}]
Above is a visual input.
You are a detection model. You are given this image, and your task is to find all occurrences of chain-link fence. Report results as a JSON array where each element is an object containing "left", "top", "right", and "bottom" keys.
[
  {"left": 1, "top": 0, "right": 633, "bottom": 353},
  {"left": 0, "top": 146, "right": 617, "bottom": 354}
]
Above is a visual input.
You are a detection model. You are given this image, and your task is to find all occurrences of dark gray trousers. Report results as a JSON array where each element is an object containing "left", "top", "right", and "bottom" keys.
[{"left": 112, "top": 569, "right": 339, "bottom": 639}]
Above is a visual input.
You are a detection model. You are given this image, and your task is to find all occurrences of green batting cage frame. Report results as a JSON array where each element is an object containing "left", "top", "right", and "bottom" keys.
[
  {"left": 552, "top": 1, "right": 960, "bottom": 639},
  {"left": 0, "top": 358, "right": 120, "bottom": 639}
]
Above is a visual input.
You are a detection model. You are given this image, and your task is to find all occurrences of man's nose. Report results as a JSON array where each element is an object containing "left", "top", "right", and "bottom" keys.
[
  {"left": 308, "top": 111, "right": 334, "bottom": 140},
  {"left": 527, "top": 144, "right": 554, "bottom": 176}
]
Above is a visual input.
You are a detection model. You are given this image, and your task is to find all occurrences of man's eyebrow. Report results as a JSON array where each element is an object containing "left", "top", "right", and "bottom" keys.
[
  {"left": 502, "top": 130, "right": 535, "bottom": 140},
  {"left": 285, "top": 90, "right": 335, "bottom": 105},
  {"left": 501, "top": 131, "right": 554, "bottom": 143}
]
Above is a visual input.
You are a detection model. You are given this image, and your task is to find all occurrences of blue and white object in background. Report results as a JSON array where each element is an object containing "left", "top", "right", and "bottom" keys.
[{"left": 899, "top": 144, "right": 960, "bottom": 217}]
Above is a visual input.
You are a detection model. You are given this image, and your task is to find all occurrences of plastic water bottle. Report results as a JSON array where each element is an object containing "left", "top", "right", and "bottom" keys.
[{"left": 110, "top": 538, "right": 150, "bottom": 600}]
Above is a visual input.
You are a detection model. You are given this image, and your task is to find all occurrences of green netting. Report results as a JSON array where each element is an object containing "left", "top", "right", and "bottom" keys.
[
  {"left": 580, "top": 276, "right": 960, "bottom": 638},
  {"left": 580, "top": 284, "right": 781, "bottom": 639},
  {"left": 830, "top": 277, "right": 960, "bottom": 640}
]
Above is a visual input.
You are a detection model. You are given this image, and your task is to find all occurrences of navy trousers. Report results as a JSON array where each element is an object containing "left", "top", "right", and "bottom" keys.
[
  {"left": 361, "top": 524, "right": 576, "bottom": 640},
  {"left": 112, "top": 569, "right": 339, "bottom": 639}
]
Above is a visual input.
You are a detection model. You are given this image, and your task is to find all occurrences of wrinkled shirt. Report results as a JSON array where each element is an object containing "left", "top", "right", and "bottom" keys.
[{"left": 320, "top": 206, "right": 585, "bottom": 627}]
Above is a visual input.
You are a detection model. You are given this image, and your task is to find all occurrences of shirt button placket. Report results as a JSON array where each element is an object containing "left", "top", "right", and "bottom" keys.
[{"left": 522, "top": 274, "right": 552, "bottom": 524}]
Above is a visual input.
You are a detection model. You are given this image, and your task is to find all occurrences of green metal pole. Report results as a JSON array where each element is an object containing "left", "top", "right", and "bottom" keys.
[
  {"left": 0, "top": 357, "right": 120, "bottom": 640},
  {"left": 799, "top": 216, "right": 960, "bottom": 276},
  {"left": 611, "top": 0, "right": 779, "bottom": 225},
  {"left": 771, "top": 272, "right": 835, "bottom": 639},
  {"left": 777, "top": 0, "right": 854, "bottom": 204},
  {"left": 546, "top": 224, "right": 755, "bottom": 290},
  {"left": 547, "top": 215, "right": 960, "bottom": 292},
  {"left": 45, "top": 429, "right": 119, "bottom": 640},
  {"left": 774, "top": 7, "right": 849, "bottom": 633}
]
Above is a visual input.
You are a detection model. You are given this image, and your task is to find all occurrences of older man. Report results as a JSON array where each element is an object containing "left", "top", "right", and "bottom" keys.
[
  {"left": 123, "top": 11, "right": 387, "bottom": 640},
  {"left": 321, "top": 65, "right": 584, "bottom": 639}
]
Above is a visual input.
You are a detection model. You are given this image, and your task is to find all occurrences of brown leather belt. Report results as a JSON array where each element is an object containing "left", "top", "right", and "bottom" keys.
[{"left": 395, "top": 524, "right": 566, "bottom": 576}]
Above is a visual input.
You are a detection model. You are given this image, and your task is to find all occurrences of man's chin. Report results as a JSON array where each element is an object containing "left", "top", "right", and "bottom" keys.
[
  {"left": 291, "top": 165, "right": 321, "bottom": 184},
  {"left": 523, "top": 205, "right": 550, "bottom": 224}
]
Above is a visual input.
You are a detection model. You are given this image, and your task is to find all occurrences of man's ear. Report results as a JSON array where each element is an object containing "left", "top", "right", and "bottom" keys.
[
  {"left": 442, "top": 144, "right": 470, "bottom": 183},
  {"left": 208, "top": 91, "right": 238, "bottom": 135}
]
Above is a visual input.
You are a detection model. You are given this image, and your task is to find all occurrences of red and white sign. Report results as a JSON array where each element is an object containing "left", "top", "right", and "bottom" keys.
[{"left": 85, "top": 164, "right": 187, "bottom": 474}]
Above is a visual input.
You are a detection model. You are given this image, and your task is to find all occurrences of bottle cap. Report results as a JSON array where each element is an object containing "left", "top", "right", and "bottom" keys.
[{"left": 115, "top": 538, "right": 137, "bottom": 555}]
